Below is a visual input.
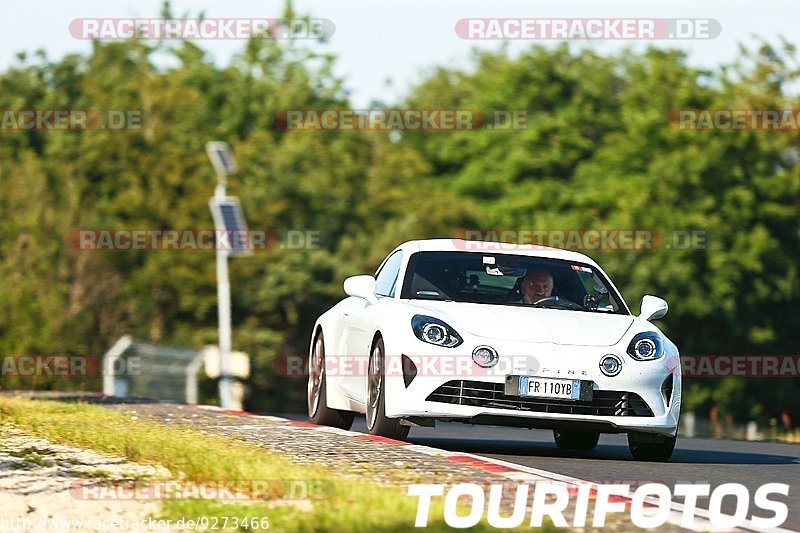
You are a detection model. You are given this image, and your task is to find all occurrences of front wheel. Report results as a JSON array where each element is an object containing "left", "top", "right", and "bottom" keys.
[
  {"left": 628, "top": 432, "right": 676, "bottom": 461},
  {"left": 308, "top": 333, "right": 355, "bottom": 430},
  {"left": 553, "top": 430, "right": 600, "bottom": 451},
  {"left": 366, "top": 337, "right": 409, "bottom": 440}
]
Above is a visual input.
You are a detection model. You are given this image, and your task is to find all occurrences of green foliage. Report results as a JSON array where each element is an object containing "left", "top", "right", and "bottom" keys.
[{"left": 0, "top": 27, "right": 797, "bottom": 422}]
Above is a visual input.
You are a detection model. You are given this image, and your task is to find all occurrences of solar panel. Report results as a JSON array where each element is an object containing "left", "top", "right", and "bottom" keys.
[
  {"left": 209, "top": 196, "right": 251, "bottom": 256},
  {"left": 221, "top": 204, "right": 239, "bottom": 231}
]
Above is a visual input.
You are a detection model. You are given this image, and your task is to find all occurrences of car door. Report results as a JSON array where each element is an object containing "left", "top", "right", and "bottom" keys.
[{"left": 339, "top": 250, "right": 404, "bottom": 403}]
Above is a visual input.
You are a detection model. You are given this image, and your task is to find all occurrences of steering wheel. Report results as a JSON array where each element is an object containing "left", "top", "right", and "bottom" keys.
[{"left": 532, "top": 295, "right": 583, "bottom": 310}]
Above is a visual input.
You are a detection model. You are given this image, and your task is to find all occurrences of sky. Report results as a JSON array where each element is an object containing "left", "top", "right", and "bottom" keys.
[{"left": 1, "top": 0, "right": 797, "bottom": 106}]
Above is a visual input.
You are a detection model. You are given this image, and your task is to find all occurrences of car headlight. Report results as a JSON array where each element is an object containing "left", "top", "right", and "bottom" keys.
[
  {"left": 411, "top": 315, "right": 463, "bottom": 348},
  {"left": 627, "top": 332, "right": 664, "bottom": 361}
]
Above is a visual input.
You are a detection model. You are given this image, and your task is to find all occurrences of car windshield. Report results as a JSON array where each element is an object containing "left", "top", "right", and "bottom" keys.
[{"left": 400, "top": 251, "right": 627, "bottom": 314}]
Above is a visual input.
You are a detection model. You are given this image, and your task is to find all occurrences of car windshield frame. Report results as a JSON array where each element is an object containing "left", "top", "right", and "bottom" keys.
[{"left": 399, "top": 251, "right": 630, "bottom": 315}]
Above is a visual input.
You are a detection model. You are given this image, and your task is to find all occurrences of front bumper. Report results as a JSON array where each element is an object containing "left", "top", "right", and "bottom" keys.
[{"left": 383, "top": 337, "right": 681, "bottom": 437}]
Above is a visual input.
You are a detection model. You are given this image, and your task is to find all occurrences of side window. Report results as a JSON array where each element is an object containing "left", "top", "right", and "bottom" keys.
[{"left": 374, "top": 251, "right": 404, "bottom": 297}]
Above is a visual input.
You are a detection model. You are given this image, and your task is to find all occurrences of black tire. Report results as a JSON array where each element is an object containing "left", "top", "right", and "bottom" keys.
[
  {"left": 308, "top": 332, "right": 355, "bottom": 430},
  {"left": 553, "top": 430, "right": 600, "bottom": 451},
  {"left": 366, "top": 337, "right": 410, "bottom": 440},
  {"left": 628, "top": 432, "right": 677, "bottom": 462}
]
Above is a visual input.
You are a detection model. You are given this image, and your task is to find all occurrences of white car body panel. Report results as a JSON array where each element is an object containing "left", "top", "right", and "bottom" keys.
[{"left": 311, "top": 239, "right": 681, "bottom": 437}]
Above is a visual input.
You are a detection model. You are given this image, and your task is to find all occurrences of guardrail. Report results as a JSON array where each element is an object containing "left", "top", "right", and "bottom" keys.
[{"left": 103, "top": 335, "right": 204, "bottom": 403}]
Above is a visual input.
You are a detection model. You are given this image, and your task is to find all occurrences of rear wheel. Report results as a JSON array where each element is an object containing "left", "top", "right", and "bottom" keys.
[
  {"left": 366, "top": 337, "right": 409, "bottom": 440},
  {"left": 628, "top": 432, "right": 676, "bottom": 462},
  {"left": 553, "top": 430, "right": 600, "bottom": 451},
  {"left": 308, "top": 332, "right": 355, "bottom": 429}
]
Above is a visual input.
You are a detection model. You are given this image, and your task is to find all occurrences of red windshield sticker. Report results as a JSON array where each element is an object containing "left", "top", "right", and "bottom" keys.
[{"left": 571, "top": 265, "right": 592, "bottom": 272}]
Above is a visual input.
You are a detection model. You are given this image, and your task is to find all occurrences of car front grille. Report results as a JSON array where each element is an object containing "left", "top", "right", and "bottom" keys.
[{"left": 425, "top": 380, "right": 654, "bottom": 417}]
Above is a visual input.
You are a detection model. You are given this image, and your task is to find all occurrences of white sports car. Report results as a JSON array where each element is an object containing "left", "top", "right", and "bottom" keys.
[{"left": 307, "top": 239, "right": 681, "bottom": 461}]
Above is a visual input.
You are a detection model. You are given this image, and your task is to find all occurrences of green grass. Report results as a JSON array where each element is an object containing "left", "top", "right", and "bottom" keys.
[{"left": 0, "top": 397, "right": 543, "bottom": 532}]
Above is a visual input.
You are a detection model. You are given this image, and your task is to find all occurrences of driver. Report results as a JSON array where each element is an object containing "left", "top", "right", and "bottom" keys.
[{"left": 520, "top": 269, "right": 554, "bottom": 304}]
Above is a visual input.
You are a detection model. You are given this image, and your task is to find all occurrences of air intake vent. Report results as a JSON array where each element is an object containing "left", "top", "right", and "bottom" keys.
[
  {"left": 661, "top": 374, "right": 674, "bottom": 407},
  {"left": 426, "top": 380, "right": 654, "bottom": 417},
  {"left": 401, "top": 355, "right": 417, "bottom": 388}
]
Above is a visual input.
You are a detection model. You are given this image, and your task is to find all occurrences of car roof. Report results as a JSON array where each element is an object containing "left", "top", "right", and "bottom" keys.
[{"left": 395, "top": 239, "right": 602, "bottom": 268}]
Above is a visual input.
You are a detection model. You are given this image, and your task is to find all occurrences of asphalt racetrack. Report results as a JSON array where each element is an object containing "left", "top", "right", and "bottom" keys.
[{"left": 338, "top": 416, "right": 800, "bottom": 531}]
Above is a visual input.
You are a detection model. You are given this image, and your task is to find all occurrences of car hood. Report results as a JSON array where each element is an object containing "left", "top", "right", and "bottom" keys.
[{"left": 406, "top": 300, "right": 634, "bottom": 347}]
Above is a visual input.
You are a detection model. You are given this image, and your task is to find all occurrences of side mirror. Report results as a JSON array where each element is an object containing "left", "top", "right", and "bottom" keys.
[
  {"left": 344, "top": 275, "right": 378, "bottom": 305},
  {"left": 639, "top": 295, "right": 668, "bottom": 321}
]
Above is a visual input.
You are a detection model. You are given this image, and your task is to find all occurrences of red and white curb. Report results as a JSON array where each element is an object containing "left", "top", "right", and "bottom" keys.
[{"left": 198, "top": 406, "right": 794, "bottom": 533}]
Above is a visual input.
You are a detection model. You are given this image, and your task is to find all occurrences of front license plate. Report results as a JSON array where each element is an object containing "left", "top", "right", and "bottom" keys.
[{"left": 518, "top": 377, "right": 581, "bottom": 400}]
